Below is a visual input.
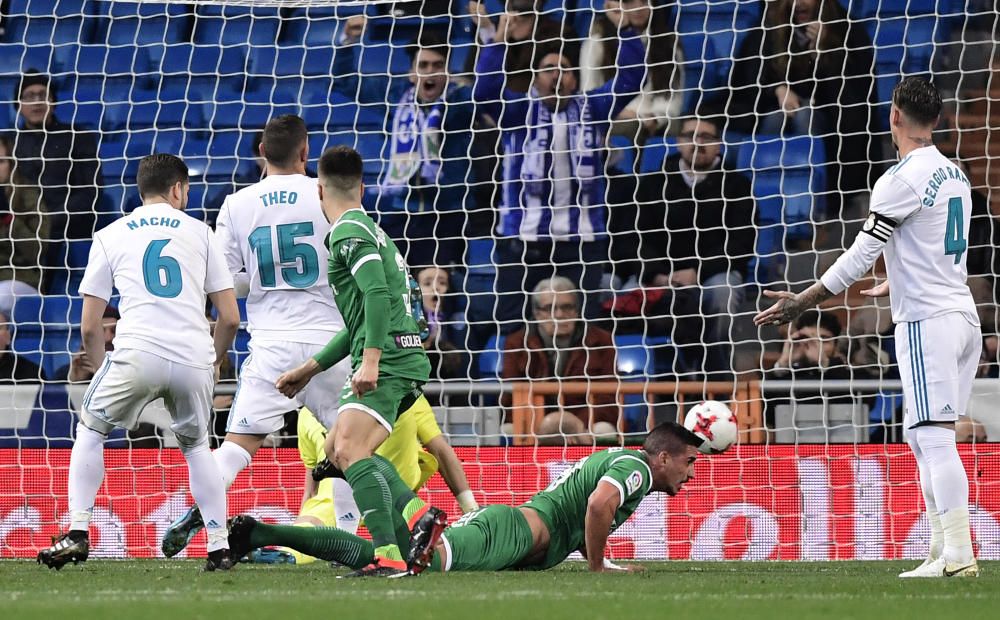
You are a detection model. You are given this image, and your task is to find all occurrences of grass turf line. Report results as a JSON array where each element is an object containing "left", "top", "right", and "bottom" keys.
[{"left": 1, "top": 560, "right": 993, "bottom": 620}]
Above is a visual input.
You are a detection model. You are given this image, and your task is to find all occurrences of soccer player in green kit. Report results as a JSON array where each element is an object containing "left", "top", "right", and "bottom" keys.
[
  {"left": 226, "top": 422, "right": 701, "bottom": 574},
  {"left": 275, "top": 146, "right": 445, "bottom": 577}
]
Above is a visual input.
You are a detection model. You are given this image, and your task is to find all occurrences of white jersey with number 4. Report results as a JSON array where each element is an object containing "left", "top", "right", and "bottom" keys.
[
  {"left": 865, "top": 145, "right": 979, "bottom": 325},
  {"left": 215, "top": 174, "right": 344, "bottom": 344},
  {"left": 79, "top": 202, "right": 235, "bottom": 369}
]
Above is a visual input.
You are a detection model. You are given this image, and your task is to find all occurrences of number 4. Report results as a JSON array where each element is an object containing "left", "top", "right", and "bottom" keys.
[{"left": 944, "top": 197, "right": 967, "bottom": 265}]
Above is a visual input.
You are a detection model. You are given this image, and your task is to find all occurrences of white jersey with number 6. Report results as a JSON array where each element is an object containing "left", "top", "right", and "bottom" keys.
[
  {"left": 866, "top": 145, "right": 979, "bottom": 325},
  {"left": 215, "top": 173, "right": 344, "bottom": 344},
  {"left": 79, "top": 202, "right": 234, "bottom": 369}
]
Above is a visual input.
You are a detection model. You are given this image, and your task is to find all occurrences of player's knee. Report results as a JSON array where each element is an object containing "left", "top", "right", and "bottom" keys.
[
  {"left": 912, "top": 423, "right": 959, "bottom": 456},
  {"left": 176, "top": 433, "right": 210, "bottom": 455}
]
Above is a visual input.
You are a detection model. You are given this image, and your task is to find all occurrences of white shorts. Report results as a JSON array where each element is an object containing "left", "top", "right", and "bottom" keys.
[
  {"left": 895, "top": 312, "right": 981, "bottom": 430},
  {"left": 81, "top": 348, "right": 213, "bottom": 444},
  {"left": 227, "top": 338, "right": 351, "bottom": 435}
]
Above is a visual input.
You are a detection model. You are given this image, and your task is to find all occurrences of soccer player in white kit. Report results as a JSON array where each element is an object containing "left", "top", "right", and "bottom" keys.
[
  {"left": 162, "top": 115, "right": 352, "bottom": 557},
  {"left": 36, "top": 154, "right": 241, "bottom": 571},
  {"left": 755, "top": 77, "right": 980, "bottom": 578}
]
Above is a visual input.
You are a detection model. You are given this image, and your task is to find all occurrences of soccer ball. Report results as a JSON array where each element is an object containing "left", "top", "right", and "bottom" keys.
[{"left": 683, "top": 401, "right": 738, "bottom": 454}]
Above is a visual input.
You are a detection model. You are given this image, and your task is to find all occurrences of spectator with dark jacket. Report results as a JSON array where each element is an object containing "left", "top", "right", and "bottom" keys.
[
  {"left": 0, "top": 311, "right": 43, "bottom": 382},
  {"left": 501, "top": 277, "right": 619, "bottom": 444},
  {"left": 634, "top": 116, "right": 756, "bottom": 376},
  {"left": 0, "top": 134, "right": 49, "bottom": 314},
  {"left": 728, "top": 0, "right": 880, "bottom": 213},
  {"left": 11, "top": 71, "right": 100, "bottom": 272}
]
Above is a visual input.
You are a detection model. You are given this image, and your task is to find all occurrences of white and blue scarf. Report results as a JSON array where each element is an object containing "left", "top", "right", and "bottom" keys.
[
  {"left": 382, "top": 86, "right": 445, "bottom": 195},
  {"left": 519, "top": 91, "right": 600, "bottom": 210}
]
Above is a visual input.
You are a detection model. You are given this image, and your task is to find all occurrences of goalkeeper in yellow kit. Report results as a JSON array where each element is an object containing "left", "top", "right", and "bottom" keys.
[{"left": 248, "top": 397, "right": 478, "bottom": 565}]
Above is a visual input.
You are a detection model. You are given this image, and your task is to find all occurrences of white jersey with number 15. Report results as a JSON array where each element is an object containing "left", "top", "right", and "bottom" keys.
[{"left": 215, "top": 174, "right": 344, "bottom": 345}]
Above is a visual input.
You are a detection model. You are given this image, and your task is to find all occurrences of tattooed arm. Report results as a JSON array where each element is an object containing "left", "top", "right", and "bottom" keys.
[{"left": 753, "top": 281, "right": 836, "bottom": 327}]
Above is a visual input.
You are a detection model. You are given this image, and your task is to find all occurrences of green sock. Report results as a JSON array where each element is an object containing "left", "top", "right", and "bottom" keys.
[
  {"left": 249, "top": 522, "right": 373, "bottom": 569},
  {"left": 430, "top": 552, "right": 443, "bottom": 572},
  {"left": 370, "top": 454, "right": 427, "bottom": 527},
  {"left": 345, "top": 457, "right": 400, "bottom": 555}
]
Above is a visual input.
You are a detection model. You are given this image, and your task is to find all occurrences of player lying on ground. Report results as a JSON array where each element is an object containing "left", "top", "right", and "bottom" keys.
[
  {"left": 248, "top": 404, "right": 478, "bottom": 564},
  {"left": 37, "top": 154, "right": 240, "bottom": 571},
  {"left": 754, "top": 77, "right": 979, "bottom": 579},
  {"left": 226, "top": 422, "right": 700, "bottom": 573},
  {"left": 275, "top": 146, "right": 443, "bottom": 577}
]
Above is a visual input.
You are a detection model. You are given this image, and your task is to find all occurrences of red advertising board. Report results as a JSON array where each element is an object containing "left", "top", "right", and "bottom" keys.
[{"left": 2, "top": 446, "right": 998, "bottom": 560}]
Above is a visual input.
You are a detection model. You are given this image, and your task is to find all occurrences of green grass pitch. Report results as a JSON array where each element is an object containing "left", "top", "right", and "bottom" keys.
[{"left": 1, "top": 560, "right": 993, "bottom": 620}]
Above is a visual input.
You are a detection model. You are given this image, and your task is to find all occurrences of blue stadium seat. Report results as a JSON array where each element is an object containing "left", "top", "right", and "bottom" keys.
[
  {"left": 99, "top": 184, "right": 141, "bottom": 215},
  {"left": 98, "top": 1, "right": 191, "bottom": 46},
  {"left": 193, "top": 5, "right": 281, "bottom": 47},
  {"left": 98, "top": 136, "right": 128, "bottom": 180},
  {"left": 738, "top": 135, "right": 826, "bottom": 281},
  {"left": 3, "top": 16, "right": 93, "bottom": 46},
  {"left": 40, "top": 295, "right": 83, "bottom": 327},
  {"left": 478, "top": 334, "right": 506, "bottom": 379},
  {"left": 11, "top": 295, "right": 44, "bottom": 330},
  {"left": 357, "top": 43, "right": 413, "bottom": 78},
  {"left": 673, "top": 0, "right": 761, "bottom": 109},
  {"left": 207, "top": 131, "right": 259, "bottom": 182},
  {"left": 614, "top": 334, "right": 653, "bottom": 378},
  {"left": 0, "top": 43, "right": 56, "bottom": 75},
  {"left": 281, "top": 7, "right": 353, "bottom": 47},
  {"left": 639, "top": 137, "right": 678, "bottom": 174},
  {"left": 466, "top": 239, "right": 496, "bottom": 276}
]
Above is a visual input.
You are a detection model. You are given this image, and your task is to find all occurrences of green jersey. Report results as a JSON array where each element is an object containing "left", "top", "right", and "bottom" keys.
[
  {"left": 314, "top": 209, "right": 430, "bottom": 382},
  {"left": 523, "top": 448, "right": 653, "bottom": 570}
]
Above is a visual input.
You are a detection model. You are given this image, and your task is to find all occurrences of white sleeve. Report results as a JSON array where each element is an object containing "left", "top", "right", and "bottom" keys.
[
  {"left": 213, "top": 197, "right": 245, "bottom": 276},
  {"left": 78, "top": 236, "right": 114, "bottom": 301},
  {"left": 204, "top": 228, "right": 236, "bottom": 294},
  {"left": 869, "top": 174, "right": 922, "bottom": 223},
  {"left": 820, "top": 228, "right": 887, "bottom": 295}
]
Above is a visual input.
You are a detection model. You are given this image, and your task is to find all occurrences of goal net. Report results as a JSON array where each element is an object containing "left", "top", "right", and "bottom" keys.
[{"left": 1, "top": 0, "right": 999, "bottom": 561}]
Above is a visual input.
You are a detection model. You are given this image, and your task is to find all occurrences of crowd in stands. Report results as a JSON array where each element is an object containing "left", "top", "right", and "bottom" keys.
[{"left": 0, "top": 0, "right": 997, "bottom": 442}]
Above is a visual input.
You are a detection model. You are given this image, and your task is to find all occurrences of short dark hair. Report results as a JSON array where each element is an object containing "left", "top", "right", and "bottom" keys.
[
  {"left": 15, "top": 69, "right": 52, "bottom": 106},
  {"left": 409, "top": 31, "right": 450, "bottom": 65},
  {"left": 137, "top": 154, "right": 189, "bottom": 199},
  {"left": 261, "top": 114, "right": 307, "bottom": 167},
  {"left": 643, "top": 421, "right": 703, "bottom": 457},
  {"left": 318, "top": 145, "right": 363, "bottom": 195},
  {"left": 892, "top": 76, "right": 942, "bottom": 127},
  {"left": 794, "top": 309, "right": 842, "bottom": 338}
]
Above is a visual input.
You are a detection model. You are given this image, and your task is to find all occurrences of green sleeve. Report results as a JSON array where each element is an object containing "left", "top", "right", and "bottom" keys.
[
  {"left": 313, "top": 330, "right": 350, "bottom": 370},
  {"left": 353, "top": 256, "right": 390, "bottom": 351},
  {"left": 599, "top": 457, "right": 651, "bottom": 506}
]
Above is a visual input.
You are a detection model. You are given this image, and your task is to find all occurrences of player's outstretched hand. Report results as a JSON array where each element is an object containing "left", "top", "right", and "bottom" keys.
[
  {"left": 753, "top": 289, "right": 799, "bottom": 327},
  {"left": 276, "top": 359, "right": 320, "bottom": 398},
  {"left": 602, "top": 558, "right": 645, "bottom": 573},
  {"left": 351, "top": 362, "right": 378, "bottom": 397},
  {"left": 860, "top": 279, "right": 890, "bottom": 298}
]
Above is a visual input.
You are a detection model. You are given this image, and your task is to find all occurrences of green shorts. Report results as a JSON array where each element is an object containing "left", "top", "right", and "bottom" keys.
[
  {"left": 338, "top": 375, "right": 422, "bottom": 431},
  {"left": 440, "top": 505, "right": 535, "bottom": 572}
]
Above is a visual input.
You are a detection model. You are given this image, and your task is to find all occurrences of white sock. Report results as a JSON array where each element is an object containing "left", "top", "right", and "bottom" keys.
[
  {"left": 332, "top": 477, "right": 360, "bottom": 535},
  {"left": 940, "top": 507, "right": 975, "bottom": 565},
  {"left": 68, "top": 423, "right": 106, "bottom": 532},
  {"left": 182, "top": 439, "right": 229, "bottom": 552},
  {"left": 907, "top": 429, "right": 943, "bottom": 559},
  {"left": 213, "top": 441, "right": 253, "bottom": 489},
  {"left": 914, "top": 425, "right": 973, "bottom": 564}
]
